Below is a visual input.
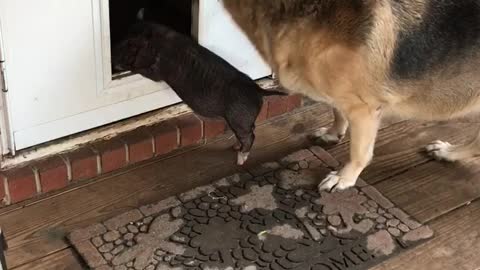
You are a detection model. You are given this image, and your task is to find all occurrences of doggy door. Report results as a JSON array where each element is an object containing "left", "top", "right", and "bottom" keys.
[
  {"left": 100, "top": 0, "right": 190, "bottom": 95},
  {"left": 108, "top": 0, "right": 194, "bottom": 80},
  {"left": 196, "top": 1, "right": 272, "bottom": 80},
  {"left": 107, "top": 0, "right": 271, "bottom": 82}
]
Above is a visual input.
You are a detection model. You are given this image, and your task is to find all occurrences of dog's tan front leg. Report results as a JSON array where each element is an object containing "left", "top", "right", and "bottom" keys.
[
  {"left": 319, "top": 105, "right": 381, "bottom": 192},
  {"left": 313, "top": 108, "right": 349, "bottom": 145}
]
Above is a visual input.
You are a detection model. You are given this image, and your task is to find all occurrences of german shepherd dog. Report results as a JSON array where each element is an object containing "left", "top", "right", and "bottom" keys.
[{"left": 222, "top": 0, "right": 480, "bottom": 192}]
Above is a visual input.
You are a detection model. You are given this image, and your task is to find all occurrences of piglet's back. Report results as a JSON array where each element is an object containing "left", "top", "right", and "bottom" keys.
[
  {"left": 149, "top": 23, "right": 256, "bottom": 91},
  {"left": 147, "top": 23, "right": 260, "bottom": 115}
]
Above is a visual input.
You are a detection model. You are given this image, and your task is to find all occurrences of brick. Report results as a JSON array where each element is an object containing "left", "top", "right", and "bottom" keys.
[
  {"left": 256, "top": 103, "right": 268, "bottom": 123},
  {"left": 203, "top": 119, "right": 226, "bottom": 139},
  {"left": 35, "top": 156, "right": 68, "bottom": 193},
  {"left": 267, "top": 96, "right": 288, "bottom": 118},
  {"left": 122, "top": 129, "right": 154, "bottom": 164},
  {"left": 149, "top": 122, "right": 178, "bottom": 156},
  {"left": 0, "top": 177, "right": 6, "bottom": 205},
  {"left": 94, "top": 139, "right": 127, "bottom": 174},
  {"left": 287, "top": 94, "right": 303, "bottom": 111},
  {"left": 68, "top": 148, "right": 98, "bottom": 181},
  {"left": 177, "top": 114, "right": 203, "bottom": 147},
  {"left": 4, "top": 166, "right": 37, "bottom": 203}
]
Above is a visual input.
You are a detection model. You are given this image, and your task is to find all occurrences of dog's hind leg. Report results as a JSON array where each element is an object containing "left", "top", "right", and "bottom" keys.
[
  {"left": 426, "top": 129, "right": 480, "bottom": 162},
  {"left": 319, "top": 104, "right": 381, "bottom": 192},
  {"left": 312, "top": 108, "right": 349, "bottom": 145}
]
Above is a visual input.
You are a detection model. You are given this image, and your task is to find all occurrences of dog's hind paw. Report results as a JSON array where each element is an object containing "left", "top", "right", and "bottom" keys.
[
  {"left": 425, "top": 140, "right": 456, "bottom": 162},
  {"left": 311, "top": 127, "right": 344, "bottom": 146},
  {"left": 318, "top": 171, "right": 356, "bottom": 192}
]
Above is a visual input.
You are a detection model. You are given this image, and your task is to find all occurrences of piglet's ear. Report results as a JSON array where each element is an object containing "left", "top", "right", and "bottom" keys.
[{"left": 137, "top": 8, "right": 145, "bottom": 21}]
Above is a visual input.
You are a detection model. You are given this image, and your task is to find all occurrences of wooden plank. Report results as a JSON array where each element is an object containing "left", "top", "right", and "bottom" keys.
[
  {"left": 372, "top": 199, "right": 480, "bottom": 270},
  {"left": 356, "top": 119, "right": 480, "bottom": 269},
  {"left": 25, "top": 160, "right": 480, "bottom": 270},
  {"left": 368, "top": 137, "right": 480, "bottom": 270},
  {"left": 329, "top": 121, "right": 479, "bottom": 184},
  {"left": 367, "top": 128, "right": 480, "bottom": 269},
  {"left": 0, "top": 104, "right": 332, "bottom": 269},
  {"left": 7, "top": 103, "right": 480, "bottom": 269},
  {"left": 375, "top": 158, "right": 480, "bottom": 223},
  {"left": 13, "top": 248, "right": 83, "bottom": 270}
]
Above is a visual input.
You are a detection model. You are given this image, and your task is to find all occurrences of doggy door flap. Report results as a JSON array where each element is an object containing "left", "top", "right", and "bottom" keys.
[{"left": 196, "top": 1, "right": 272, "bottom": 80}]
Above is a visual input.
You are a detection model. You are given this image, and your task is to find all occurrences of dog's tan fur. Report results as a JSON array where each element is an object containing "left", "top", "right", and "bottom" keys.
[{"left": 222, "top": 0, "right": 480, "bottom": 190}]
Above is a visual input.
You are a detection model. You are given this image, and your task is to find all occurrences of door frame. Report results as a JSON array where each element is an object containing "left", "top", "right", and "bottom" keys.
[{"left": 0, "top": 19, "right": 15, "bottom": 156}]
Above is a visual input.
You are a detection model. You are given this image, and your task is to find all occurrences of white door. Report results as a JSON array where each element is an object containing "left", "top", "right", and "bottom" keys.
[
  {"left": 196, "top": 1, "right": 271, "bottom": 80},
  {"left": 0, "top": 0, "right": 271, "bottom": 152},
  {"left": 0, "top": 0, "right": 181, "bottom": 151}
]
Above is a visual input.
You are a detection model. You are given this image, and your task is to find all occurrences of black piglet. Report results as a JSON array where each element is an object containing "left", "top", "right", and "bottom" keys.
[{"left": 112, "top": 22, "right": 287, "bottom": 165}]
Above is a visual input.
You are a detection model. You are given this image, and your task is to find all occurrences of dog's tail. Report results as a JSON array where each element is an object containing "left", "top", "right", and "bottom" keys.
[{"left": 258, "top": 89, "right": 289, "bottom": 97}]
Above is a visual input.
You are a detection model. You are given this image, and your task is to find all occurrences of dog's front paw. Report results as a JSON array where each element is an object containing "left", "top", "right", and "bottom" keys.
[
  {"left": 311, "top": 127, "right": 344, "bottom": 146},
  {"left": 318, "top": 171, "right": 356, "bottom": 192},
  {"left": 425, "top": 140, "right": 456, "bottom": 162}
]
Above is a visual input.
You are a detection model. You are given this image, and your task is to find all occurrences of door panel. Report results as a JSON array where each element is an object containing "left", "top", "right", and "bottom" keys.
[
  {"left": 0, "top": 0, "right": 180, "bottom": 150},
  {"left": 197, "top": 1, "right": 271, "bottom": 80}
]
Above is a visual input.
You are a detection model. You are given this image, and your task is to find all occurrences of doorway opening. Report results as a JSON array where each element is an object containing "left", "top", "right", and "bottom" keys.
[{"left": 108, "top": 0, "right": 194, "bottom": 78}]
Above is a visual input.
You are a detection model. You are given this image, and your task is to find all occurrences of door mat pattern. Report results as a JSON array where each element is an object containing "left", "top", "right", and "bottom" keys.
[{"left": 68, "top": 146, "right": 433, "bottom": 270}]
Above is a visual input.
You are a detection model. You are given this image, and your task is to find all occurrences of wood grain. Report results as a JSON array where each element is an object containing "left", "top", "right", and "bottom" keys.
[
  {"left": 372, "top": 199, "right": 480, "bottom": 270},
  {"left": 375, "top": 157, "right": 480, "bottom": 224},
  {"left": 13, "top": 248, "right": 84, "bottom": 270},
  {"left": 329, "top": 121, "right": 479, "bottom": 184}
]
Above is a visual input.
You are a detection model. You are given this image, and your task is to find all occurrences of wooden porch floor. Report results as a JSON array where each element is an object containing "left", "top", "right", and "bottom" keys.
[{"left": 1, "top": 103, "right": 480, "bottom": 270}]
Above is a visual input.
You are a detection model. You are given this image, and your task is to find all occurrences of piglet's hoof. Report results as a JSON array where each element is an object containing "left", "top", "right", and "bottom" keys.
[{"left": 237, "top": 151, "right": 250, "bottom": 166}]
